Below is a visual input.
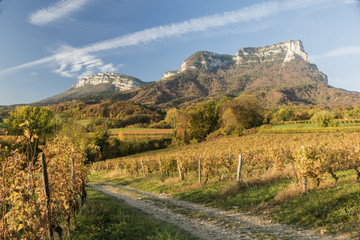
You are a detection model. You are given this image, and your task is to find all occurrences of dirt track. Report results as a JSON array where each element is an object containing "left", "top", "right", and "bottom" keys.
[{"left": 90, "top": 181, "right": 349, "bottom": 240}]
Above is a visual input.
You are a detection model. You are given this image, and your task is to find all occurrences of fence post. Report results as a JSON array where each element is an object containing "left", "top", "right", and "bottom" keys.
[
  {"left": 198, "top": 154, "right": 202, "bottom": 184},
  {"left": 134, "top": 160, "right": 138, "bottom": 174},
  {"left": 159, "top": 159, "right": 164, "bottom": 179},
  {"left": 140, "top": 160, "right": 145, "bottom": 177},
  {"left": 41, "top": 153, "right": 54, "bottom": 240},
  {"left": 236, "top": 154, "right": 242, "bottom": 183},
  {"left": 177, "top": 159, "right": 183, "bottom": 181}
]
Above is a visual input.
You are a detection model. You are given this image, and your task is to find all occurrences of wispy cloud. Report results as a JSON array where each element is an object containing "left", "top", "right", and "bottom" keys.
[
  {"left": 29, "top": 0, "right": 91, "bottom": 26},
  {"left": 52, "top": 45, "right": 116, "bottom": 78},
  {"left": 310, "top": 45, "right": 360, "bottom": 60},
  {"left": 2, "top": 0, "right": 333, "bottom": 78}
]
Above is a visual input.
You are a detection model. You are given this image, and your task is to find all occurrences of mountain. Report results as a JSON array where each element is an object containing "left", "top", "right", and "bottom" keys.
[
  {"left": 39, "top": 40, "right": 360, "bottom": 108},
  {"left": 39, "top": 73, "right": 146, "bottom": 104}
]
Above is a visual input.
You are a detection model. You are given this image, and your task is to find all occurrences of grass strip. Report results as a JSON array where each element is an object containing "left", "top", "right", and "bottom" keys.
[
  {"left": 68, "top": 187, "right": 198, "bottom": 240},
  {"left": 90, "top": 170, "right": 360, "bottom": 238}
]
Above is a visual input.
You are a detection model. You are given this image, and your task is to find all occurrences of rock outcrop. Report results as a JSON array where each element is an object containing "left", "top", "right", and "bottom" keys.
[
  {"left": 173, "top": 40, "right": 325, "bottom": 82},
  {"left": 234, "top": 40, "right": 308, "bottom": 64},
  {"left": 72, "top": 72, "right": 144, "bottom": 91},
  {"left": 179, "top": 51, "right": 235, "bottom": 73}
]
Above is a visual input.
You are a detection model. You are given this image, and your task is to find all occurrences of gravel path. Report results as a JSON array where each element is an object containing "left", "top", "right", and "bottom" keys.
[{"left": 89, "top": 181, "right": 349, "bottom": 240}]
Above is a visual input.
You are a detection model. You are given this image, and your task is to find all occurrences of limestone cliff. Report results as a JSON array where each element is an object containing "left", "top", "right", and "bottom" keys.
[
  {"left": 170, "top": 40, "right": 327, "bottom": 84},
  {"left": 72, "top": 72, "right": 144, "bottom": 91},
  {"left": 234, "top": 40, "right": 308, "bottom": 64}
]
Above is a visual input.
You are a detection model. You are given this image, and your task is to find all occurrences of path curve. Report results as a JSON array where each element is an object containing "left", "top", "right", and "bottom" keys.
[{"left": 89, "top": 181, "right": 349, "bottom": 240}]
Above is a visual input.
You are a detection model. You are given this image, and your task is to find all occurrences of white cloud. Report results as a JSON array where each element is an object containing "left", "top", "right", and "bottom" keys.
[
  {"left": 2, "top": 0, "right": 334, "bottom": 78},
  {"left": 310, "top": 45, "right": 360, "bottom": 60},
  {"left": 51, "top": 45, "right": 116, "bottom": 79},
  {"left": 29, "top": 0, "right": 91, "bottom": 26}
]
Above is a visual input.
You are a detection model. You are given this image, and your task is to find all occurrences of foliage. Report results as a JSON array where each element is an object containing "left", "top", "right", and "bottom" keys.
[
  {"left": 92, "top": 132, "right": 360, "bottom": 189},
  {"left": 0, "top": 135, "right": 88, "bottom": 239},
  {"left": 50, "top": 100, "right": 165, "bottom": 128},
  {"left": 219, "top": 95, "right": 264, "bottom": 135},
  {"left": 311, "top": 111, "right": 338, "bottom": 127},
  {"left": 6, "top": 106, "right": 57, "bottom": 141},
  {"left": 173, "top": 101, "right": 219, "bottom": 144},
  {"left": 187, "top": 101, "right": 218, "bottom": 142},
  {"left": 164, "top": 108, "right": 180, "bottom": 129}
]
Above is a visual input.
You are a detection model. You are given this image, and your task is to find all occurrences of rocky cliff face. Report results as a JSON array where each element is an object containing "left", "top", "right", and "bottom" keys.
[
  {"left": 179, "top": 51, "right": 235, "bottom": 73},
  {"left": 234, "top": 40, "right": 308, "bottom": 64},
  {"left": 169, "top": 40, "right": 327, "bottom": 83},
  {"left": 72, "top": 72, "right": 144, "bottom": 91},
  {"left": 40, "top": 40, "right": 348, "bottom": 107}
]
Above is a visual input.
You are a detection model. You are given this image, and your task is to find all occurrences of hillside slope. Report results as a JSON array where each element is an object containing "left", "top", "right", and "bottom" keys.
[{"left": 39, "top": 40, "right": 360, "bottom": 108}]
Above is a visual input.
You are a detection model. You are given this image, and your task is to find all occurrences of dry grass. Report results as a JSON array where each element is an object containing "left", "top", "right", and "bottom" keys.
[
  {"left": 221, "top": 165, "right": 296, "bottom": 197},
  {"left": 273, "top": 182, "right": 304, "bottom": 203}
]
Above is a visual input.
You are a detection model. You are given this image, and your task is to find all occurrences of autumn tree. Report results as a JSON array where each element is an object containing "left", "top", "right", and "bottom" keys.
[
  {"left": 220, "top": 95, "right": 264, "bottom": 135},
  {"left": 165, "top": 108, "right": 180, "bottom": 129},
  {"left": 311, "top": 111, "right": 338, "bottom": 127},
  {"left": 6, "top": 106, "right": 57, "bottom": 141}
]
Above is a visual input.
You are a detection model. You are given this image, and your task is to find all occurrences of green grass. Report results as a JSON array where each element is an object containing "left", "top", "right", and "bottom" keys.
[
  {"left": 90, "top": 170, "right": 360, "bottom": 238},
  {"left": 272, "top": 122, "right": 360, "bottom": 129},
  {"left": 109, "top": 127, "right": 150, "bottom": 131},
  {"left": 272, "top": 124, "right": 317, "bottom": 129},
  {"left": 69, "top": 187, "right": 198, "bottom": 240}
]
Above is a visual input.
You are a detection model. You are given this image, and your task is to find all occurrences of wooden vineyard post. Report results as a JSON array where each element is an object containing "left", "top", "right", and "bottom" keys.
[
  {"left": 236, "top": 154, "right": 242, "bottom": 183},
  {"left": 177, "top": 159, "right": 184, "bottom": 181},
  {"left": 159, "top": 159, "right": 164, "bottom": 179},
  {"left": 198, "top": 154, "right": 202, "bottom": 184},
  {"left": 134, "top": 160, "right": 138, "bottom": 174},
  {"left": 40, "top": 153, "right": 54, "bottom": 240},
  {"left": 140, "top": 160, "right": 145, "bottom": 177},
  {"left": 106, "top": 162, "right": 109, "bottom": 171}
]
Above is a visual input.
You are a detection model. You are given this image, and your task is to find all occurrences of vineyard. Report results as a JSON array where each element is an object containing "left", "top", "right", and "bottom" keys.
[
  {"left": 0, "top": 136, "right": 88, "bottom": 239},
  {"left": 92, "top": 132, "right": 360, "bottom": 190}
]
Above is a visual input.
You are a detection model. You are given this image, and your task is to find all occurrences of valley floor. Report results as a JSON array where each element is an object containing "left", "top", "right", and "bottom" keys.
[{"left": 90, "top": 180, "right": 348, "bottom": 240}]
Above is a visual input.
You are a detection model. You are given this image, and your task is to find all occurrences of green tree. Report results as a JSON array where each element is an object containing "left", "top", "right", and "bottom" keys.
[
  {"left": 187, "top": 101, "right": 218, "bottom": 142},
  {"left": 6, "top": 106, "right": 57, "bottom": 141},
  {"left": 311, "top": 111, "right": 338, "bottom": 127},
  {"left": 220, "top": 95, "right": 264, "bottom": 135},
  {"left": 165, "top": 108, "right": 180, "bottom": 129},
  {"left": 276, "top": 105, "right": 295, "bottom": 121},
  {"left": 174, "top": 101, "right": 218, "bottom": 144},
  {"left": 93, "top": 131, "right": 110, "bottom": 160}
]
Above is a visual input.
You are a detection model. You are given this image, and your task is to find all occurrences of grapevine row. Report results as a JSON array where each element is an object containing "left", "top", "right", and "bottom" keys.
[
  {"left": 0, "top": 136, "right": 88, "bottom": 239},
  {"left": 92, "top": 133, "right": 360, "bottom": 186}
]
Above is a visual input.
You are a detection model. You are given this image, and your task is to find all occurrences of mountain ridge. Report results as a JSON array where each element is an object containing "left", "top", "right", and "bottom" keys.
[{"left": 38, "top": 40, "right": 360, "bottom": 108}]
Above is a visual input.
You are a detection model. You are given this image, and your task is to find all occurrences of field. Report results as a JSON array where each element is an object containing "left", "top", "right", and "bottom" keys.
[
  {"left": 109, "top": 128, "right": 174, "bottom": 139},
  {"left": 272, "top": 122, "right": 360, "bottom": 129},
  {"left": 91, "top": 132, "right": 360, "bottom": 237}
]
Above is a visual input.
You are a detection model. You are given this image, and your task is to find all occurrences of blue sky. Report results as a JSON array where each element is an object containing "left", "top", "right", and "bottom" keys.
[{"left": 0, "top": 0, "right": 359, "bottom": 105}]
